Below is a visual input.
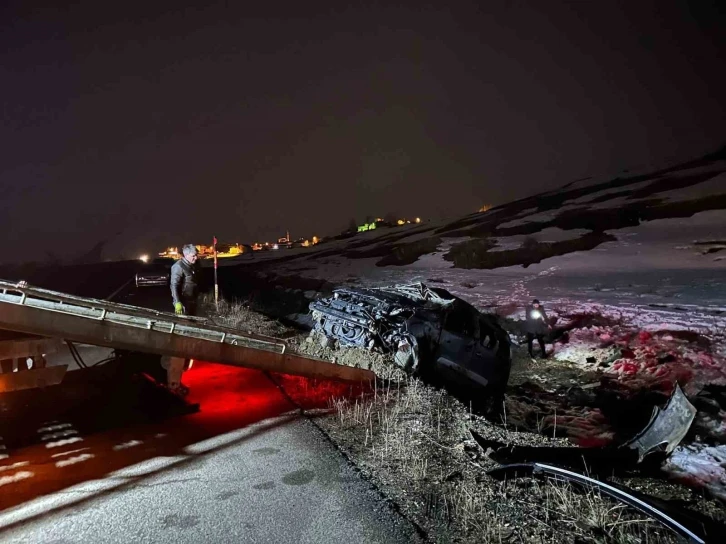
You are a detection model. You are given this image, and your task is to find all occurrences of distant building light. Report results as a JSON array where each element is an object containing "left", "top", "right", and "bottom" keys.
[
  {"left": 479, "top": 204, "right": 492, "bottom": 212},
  {"left": 139, "top": 255, "right": 149, "bottom": 263},
  {"left": 397, "top": 219, "right": 405, "bottom": 225},
  {"left": 415, "top": 217, "right": 421, "bottom": 223},
  {"left": 357, "top": 222, "right": 377, "bottom": 232}
]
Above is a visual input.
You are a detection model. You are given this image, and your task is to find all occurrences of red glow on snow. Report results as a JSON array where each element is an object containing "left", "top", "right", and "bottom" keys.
[{"left": 603, "top": 328, "right": 726, "bottom": 394}]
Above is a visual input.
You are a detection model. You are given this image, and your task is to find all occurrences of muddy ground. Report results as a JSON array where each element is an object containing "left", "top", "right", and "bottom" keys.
[{"left": 201, "top": 294, "right": 726, "bottom": 543}]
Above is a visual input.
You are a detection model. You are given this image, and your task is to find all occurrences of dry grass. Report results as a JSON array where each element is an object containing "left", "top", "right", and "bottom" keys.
[
  {"left": 325, "top": 376, "right": 680, "bottom": 543},
  {"left": 200, "top": 293, "right": 292, "bottom": 337},
  {"left": 524, "top": 478, "right": 674, "bottom": 544}
]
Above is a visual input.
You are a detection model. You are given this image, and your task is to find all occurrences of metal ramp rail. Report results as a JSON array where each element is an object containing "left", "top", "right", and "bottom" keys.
[{"left": 0, "top": 279, "right": 374, "bottom": 383}]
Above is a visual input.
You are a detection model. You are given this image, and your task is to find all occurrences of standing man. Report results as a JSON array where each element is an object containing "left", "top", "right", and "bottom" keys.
[
  {"left": 170, "top": 244, "right": 199, "bottom": 316},
  {"left": 525, "top": 299, "right": 551, "bottom": 359},
  {"left": 166, "top": 244, "right": 199, "bottom": 396}
]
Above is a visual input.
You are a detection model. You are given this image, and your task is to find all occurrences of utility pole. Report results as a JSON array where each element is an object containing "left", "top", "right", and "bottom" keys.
[{"left": 213, "top": 236, "right": 219, "bottom": 306}]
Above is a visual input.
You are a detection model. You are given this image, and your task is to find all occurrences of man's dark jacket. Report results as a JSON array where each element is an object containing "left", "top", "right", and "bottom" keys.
[
  {"left": 525, "top": 304, "right": 549, "bottom": 335},
  {"left": 170, "top": 258, "right": 198, "bottom": 305}
]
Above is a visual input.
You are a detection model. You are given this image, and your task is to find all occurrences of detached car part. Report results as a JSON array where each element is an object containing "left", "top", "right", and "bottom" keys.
[
  {"left": 621, "top": 383, "right": 697, "bottom": 462},
  {"left": 310, "top": 282, "right": 511, "bottom": 395},
  {"left": 470, "top": 384, "right": 696, "bottom": 474},
  {"left": 487, "top": 463, "right": 708, "bottom": 543},
  {"left": 470, "top": 428, "right": 643, "bottom": 474}
]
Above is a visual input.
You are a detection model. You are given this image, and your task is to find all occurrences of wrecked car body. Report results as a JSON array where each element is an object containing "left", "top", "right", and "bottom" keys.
[{"left": 309, "top": 283, "right": 512, "bottom": 396}]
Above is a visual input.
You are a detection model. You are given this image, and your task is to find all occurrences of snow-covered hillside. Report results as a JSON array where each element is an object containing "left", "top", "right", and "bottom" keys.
[{"left": 245, "top": 146, "right": 726, "bottom": 339}]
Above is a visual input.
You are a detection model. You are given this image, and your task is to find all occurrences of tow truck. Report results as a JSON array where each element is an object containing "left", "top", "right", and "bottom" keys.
[{"left": 0, "top": 279, "right": 373, "bottom": 395}]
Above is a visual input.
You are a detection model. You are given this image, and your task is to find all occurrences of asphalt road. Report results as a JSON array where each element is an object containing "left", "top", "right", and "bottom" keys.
[{"left": 0, "top": 282, "right": 421, "bottom": 543}]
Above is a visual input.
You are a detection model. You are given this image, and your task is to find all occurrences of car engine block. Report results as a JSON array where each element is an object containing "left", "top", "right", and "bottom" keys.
[{"left": 309, "top": 283, "right": 454, "bottom": 372}]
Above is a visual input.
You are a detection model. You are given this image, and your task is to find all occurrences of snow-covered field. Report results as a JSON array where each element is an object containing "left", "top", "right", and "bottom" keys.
[{"left": 245, "top": 149, "right": 726, "bottom": 341}]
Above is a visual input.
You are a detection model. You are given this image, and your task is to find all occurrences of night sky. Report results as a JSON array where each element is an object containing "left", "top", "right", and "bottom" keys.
[{"left": 1, "top": 1, "right": 724, "bottom": 264}]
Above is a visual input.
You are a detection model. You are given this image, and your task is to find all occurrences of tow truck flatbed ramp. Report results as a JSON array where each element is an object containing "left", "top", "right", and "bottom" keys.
[{"left": 0, "top": 279, "right": 374, "bottom": 383}]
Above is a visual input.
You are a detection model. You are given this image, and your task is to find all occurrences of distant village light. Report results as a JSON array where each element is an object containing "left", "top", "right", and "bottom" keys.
[{"left": 139, "top": 254, "right": 149, "bottom": 263}]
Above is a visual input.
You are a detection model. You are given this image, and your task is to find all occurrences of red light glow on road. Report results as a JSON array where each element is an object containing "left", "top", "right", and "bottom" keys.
[{"left": 0, "top": 361, "right": 373, "bottom": 514}]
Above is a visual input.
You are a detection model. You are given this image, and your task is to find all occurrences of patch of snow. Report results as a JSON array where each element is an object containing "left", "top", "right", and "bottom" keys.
[
  {"left": 664, "top": 444, "right": 726, "bottom": 501},
  {"left": 657, "top": 172, "right": 726, "bottom": 203},
  {"left": 587, "top": 195, "right": 634, "bottom": 209},
  {"left": 510, "top": 206, "right": 539, "bottom": 218},
  {"left": 489, "top": 240, "right": 523, "bottom": 252},
  {"left": 590, "top": 210, "right": 726, "bottom": 270},
  {"left": 496, "top": 205, "right": 581, "bottom": 228},
  {"left": 490, "top": 228, "right": 591, "bottom": 251},
  {"left": 406, "top": 237, "right": 471, "bottom": 269},
  {"left": 566, "top": 180, "right": 655, "bottom": 205}
]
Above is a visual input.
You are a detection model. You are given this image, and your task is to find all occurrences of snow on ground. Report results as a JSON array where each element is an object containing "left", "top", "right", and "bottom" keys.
[
  {"left": 553, "top": 157, "right": 726, "bottom": 193},
  {"left": 657, "top": 171, "right": 726, "bottom": 203},
  {"left": 597, "top": 210, "right": 726, "bottom": 270},
  {"left": 496, "top": 204, "right": 582, "bottom": 228},
  {"left": 665, "top": 445, "right": 726, "bottom": 501},
  {"left": 267, "top": 176, "right": 726, "bottom": 360},
  {"left": 274, "top": 246, "right": 726, "bottom": 353},
  {"left": 567, "top": 179, "right": 655, "bottom": 205},
  {"left": 256, "top": 149, "right": 726, "bottom": 355},
  {"left": 490, "top": 228, "right": 591, "bottom": 251},
  {"left": 586, "top": 194, "right": 634, "bottom": 209}
]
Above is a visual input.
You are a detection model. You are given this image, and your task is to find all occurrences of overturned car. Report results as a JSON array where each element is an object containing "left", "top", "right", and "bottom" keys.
[{"left": 309, "top": 283, "right": 512, "bottom": 398}]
